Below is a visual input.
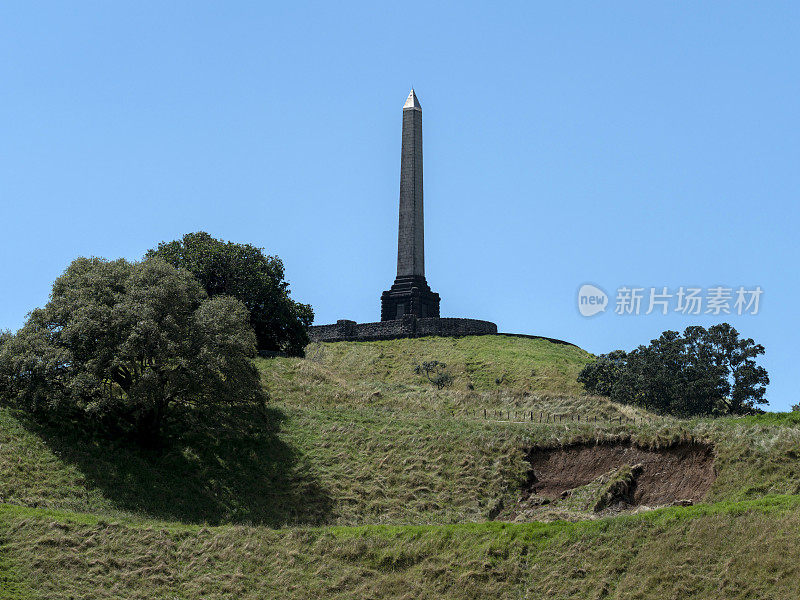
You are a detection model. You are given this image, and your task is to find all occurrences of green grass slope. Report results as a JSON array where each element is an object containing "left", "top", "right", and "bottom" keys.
[
  {"left": 305, "top": 335, "right": 592, "bottom": 394},
  {"left": 259, "top": 335, "right": 639, "bottom": 418},
  {"left": 2, "top": 496, "right": 800, "bottom": 600},
  {"left": 4, "top": 404, "right": 800, "bottom": 529},
  {"left": 1, "top": 334, "right": 800, "bottom": 598}
]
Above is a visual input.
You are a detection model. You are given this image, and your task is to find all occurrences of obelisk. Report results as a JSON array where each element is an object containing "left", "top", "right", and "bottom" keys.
[
  {"left": 381, "top": 90, "right": 441, "bottom": 321},
  {"left": 397, "top": 89, "right": 425, "bottom": 277}
]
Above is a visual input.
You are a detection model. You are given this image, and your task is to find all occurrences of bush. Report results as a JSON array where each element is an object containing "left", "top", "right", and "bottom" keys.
[
  {"left": 413, "top": 361, "right": 454, "bottom": 390},
  {"left": 147, "top": 232, "right": 313, "bottom": 356},
  {"left": 577, "top": 324, "right": 769, "bottom": 416},
  {"left": 0, "top": 257, "right": 265, "bottom": 445},
  {"left": 577, "top": 350, "right": 627, "bottom": 396}
]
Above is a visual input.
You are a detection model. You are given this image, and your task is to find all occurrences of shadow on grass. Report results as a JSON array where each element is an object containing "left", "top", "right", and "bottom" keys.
[{"left": 24, "top": 404, "right": 333, "bottom": 527}]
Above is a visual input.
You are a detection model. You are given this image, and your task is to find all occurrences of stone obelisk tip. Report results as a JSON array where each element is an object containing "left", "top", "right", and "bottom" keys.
[{"left": 403, "top": 89, "right": 421, "bottom": 110}]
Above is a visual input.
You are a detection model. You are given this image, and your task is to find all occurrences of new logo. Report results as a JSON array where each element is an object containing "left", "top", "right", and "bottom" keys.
[{"left": 578, "top": 284, "right": 608, "bottom": 317}]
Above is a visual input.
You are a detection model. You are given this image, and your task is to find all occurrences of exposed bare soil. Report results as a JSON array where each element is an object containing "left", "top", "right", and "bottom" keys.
[{"left": 526, "top": 441, "right": 716, "bottom": 507}]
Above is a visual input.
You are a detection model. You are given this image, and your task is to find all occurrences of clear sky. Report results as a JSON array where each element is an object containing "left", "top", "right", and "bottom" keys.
[{"left": 1, "top": 3, "right": 798, "bottom": 410}]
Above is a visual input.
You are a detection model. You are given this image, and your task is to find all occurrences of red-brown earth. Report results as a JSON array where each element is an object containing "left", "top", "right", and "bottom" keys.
[{"left": 526, "top": 441, "right": 716, "bottom": 507}]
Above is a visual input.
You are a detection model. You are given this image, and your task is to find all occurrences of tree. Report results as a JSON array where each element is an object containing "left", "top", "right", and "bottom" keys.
[
  {"left": 0, "top": 257, "right": 265, "bottom": 445},
  {"left": 146, "top": 232, "right": 313, "bottom": 356},
  {"left": 613, "top": 331, "right": 718, "bottom": 416},
  {"left": 680, "top": 326, "right": 730, "bottom": 415},
  {"left": 577, "top": 324, "right": 768, "bottom": 416},
  {"left": 0, "top": 330, "right": 11, "bottom": 400},
  {"left": 413, "top": 361, "right": 454, "bottom": 390},
  {"left": 703, "top": 323, "right": 769, "bottom": 414},
  {"left": 577, "top": 350, "right": 627, "bottom": 396}
]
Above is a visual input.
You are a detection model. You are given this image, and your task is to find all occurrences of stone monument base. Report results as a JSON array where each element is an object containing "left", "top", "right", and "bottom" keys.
[
  {"left": 380, "top": 275, "right": 440, "bottom": 321},
  {"left": 308, "top": 316, "right": 498, "bottom": 343}
]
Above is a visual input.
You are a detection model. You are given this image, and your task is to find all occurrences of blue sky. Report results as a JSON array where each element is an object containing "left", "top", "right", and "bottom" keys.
[{"left": 1, "top": 2, "right": 798, "bottom": 409}]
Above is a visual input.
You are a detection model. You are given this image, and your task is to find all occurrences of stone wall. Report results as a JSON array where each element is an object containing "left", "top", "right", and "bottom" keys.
[{"left": 308, "top": 316, "right": 498, "bottom": 343}]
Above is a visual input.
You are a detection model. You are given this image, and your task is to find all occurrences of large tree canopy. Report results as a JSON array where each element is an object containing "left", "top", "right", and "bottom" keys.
[
  {"left": 147, "top": 232, "right": 313, "bottom": 356},
  {"left": 0, "top": 257, "right": 264, "bottom": 445},
  {"left": 578, "top": 324, "right": 768, "bottom": 416}
]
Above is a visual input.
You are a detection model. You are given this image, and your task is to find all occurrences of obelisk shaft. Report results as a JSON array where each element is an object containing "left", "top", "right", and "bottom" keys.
[
  {"left": 380, "top": 90, "right": 439, "bottom": 322},
  {"left": 397, "top": 90, "right": 424, "bottom": 277}
]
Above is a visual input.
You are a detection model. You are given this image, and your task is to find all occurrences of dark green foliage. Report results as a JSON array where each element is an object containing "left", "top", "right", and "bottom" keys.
[
  {"left": 434, "top": 373, "right": 454, "bottom": 389},
  {"left": 578, "top": 324, "right": 769, "bottom": 416},
  {"left": 0, "top": 331, "right": 10, "bottom": 400},
  {"left": 612, "top": 329, "right": 723, "bottom": 416},
  {"left": 0, "top": 257, "right": 265, "bottom": 445},
  {"left": 147, "top": 232, "right": 313, "bottom": 356},
  {"left": 702, "top": 323, "right": 770, "bottom": 414},
  {"left": 413, "top": 360, "right": 454, "bottom": 390},
  {"left": 577, "top": 350, "right": 627, "bottom": 396}
]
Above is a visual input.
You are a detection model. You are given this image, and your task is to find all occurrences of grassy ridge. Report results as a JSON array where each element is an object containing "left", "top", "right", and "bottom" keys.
[
  {"left": 2, "top": 496, "right": 799, "bottom": 599},
  {"left": 2, "top": 334, "right": 800, "bottom": 598},
  {"left": 273, "top": 335, "right": 594, "bottom": 405},
  {"left": 307, "top": 335, "right": 592, "bottom": 393},
  {"left": 3, "top": 404, "right": 800, "bottom": 528},
  {"left": 258, "top": 336, "right": 651, "bottom": 421}
]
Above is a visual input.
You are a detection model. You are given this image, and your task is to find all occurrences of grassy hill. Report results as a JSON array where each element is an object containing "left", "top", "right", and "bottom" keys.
[
  {"left": 3, "top": 496, "right": 800, "bottom": 600},
  {"left": 1, "top": 334, "right": 800, "bottom": 598},
  {"left": 301, "top": 335, "right": 591, "bottom": 395},
  {"left": 259, "top": 335, "right": 645, "bottom": 418}
]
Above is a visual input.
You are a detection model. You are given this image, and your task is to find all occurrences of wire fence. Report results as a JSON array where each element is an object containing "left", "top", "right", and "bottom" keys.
[{"left": 473, "top": 408, "right": 663, "bottom": 425}]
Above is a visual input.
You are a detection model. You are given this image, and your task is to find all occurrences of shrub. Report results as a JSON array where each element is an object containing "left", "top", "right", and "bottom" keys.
[
  {"left": 577, "top": 324, "right": 768, "bottom": 416},
  {"left": 147, "top": 232, "right": 313, "bottom": 356},
  {"left": 0, "top": 257, "right": 265, "bottom": 445},
  {"left": 577, "top": 350, "right": 627, "bottom": 396},
  {"left": 413, "top": 361, "right": 454, "bottom": 390}
]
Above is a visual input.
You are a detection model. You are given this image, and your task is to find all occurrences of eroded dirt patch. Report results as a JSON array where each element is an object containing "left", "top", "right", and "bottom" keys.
[{"left": 526, "top": 441, "right": 716, "bottom": 507}]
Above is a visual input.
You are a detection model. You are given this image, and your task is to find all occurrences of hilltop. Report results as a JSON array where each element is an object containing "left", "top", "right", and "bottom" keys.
[{"left": 1, "top": 334, "right": 800, "bottom": 599}]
